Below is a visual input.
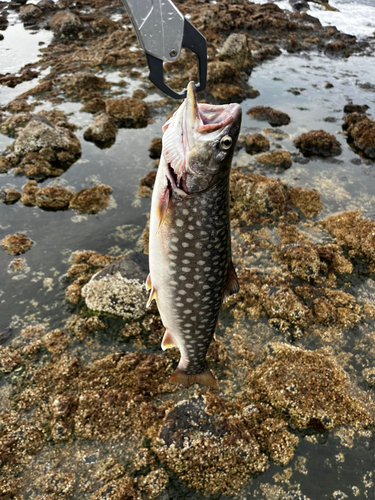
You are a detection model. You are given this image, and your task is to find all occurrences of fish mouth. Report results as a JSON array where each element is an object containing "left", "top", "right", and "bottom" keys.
[{"left": 185, "top": 81, "right": 241, "bottom": 135}]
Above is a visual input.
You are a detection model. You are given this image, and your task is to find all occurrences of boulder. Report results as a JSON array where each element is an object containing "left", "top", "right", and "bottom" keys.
[
  {"left": 81, "top": 253, "right": 149, "bottom": 319},
  {"left": 346, "top": 116, "right": 375, "bottom": 159},
  {"left": 257, "top": 150, "right": 292, "bottom": 169},
  {"left": 219, "top": 33, "right": 253, "bottom": 74},
  {"left": 19, "top": 4, "right": 43, "bottom": 23},
  {"left": 49, "top": 11, "right": 83, "bottom": 36},
  {"left": 14, "top": 116, "right": 81, "bottom": 168},
  {"left": 293, "top": 130, "right": 341, "bottom": 157},
  {"left": 247, "top": 106, "right": 290, "bottom": 127},
  {"left": 245, "top": 133, "right": 270, "bottom": 154},
  {"left": 0, "top": 189, "right": 21, "bottom": 205},
  {"left": 69, "top": 184, "right": 112, "bottom": 214},
  {"left": 1, "top": 233, "right": 33, "bottom": 255},
  {"left": 35, "top": 186, "right": 73, "bottom": 210},
  {"left": 105, "top": 98, "right": 149, "bottom": 128},
  {"left": 83, "top": 113, "right": 117, "bottom": 145}
]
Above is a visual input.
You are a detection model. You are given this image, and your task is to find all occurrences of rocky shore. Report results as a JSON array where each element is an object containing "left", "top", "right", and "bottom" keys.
[{"left": 1, "top": 0, "right": 375, "bottom": 498}]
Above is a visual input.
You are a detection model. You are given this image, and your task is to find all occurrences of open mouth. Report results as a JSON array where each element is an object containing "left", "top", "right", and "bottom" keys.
[{"left": 197, "top": 103, "right": 240, "bottom": 133}]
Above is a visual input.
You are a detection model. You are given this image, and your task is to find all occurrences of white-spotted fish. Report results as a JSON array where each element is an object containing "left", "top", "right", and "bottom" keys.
[{"left": 147, "top": 82, "right": 241, "bottom": 389}]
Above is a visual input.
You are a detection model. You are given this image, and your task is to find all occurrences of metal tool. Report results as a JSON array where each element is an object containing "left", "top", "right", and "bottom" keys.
[{"left": 121, "top": 0, "right": 207, "bottom": 99}]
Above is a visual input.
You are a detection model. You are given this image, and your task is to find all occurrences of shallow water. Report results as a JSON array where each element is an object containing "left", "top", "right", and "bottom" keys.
[{"left": 1, "top": 2, "right": 375, "bottom": 499}]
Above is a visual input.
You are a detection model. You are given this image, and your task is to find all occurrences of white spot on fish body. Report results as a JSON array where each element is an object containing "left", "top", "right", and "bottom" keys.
[
  {"left": 185, "top": 233, "right": 194, "bottom": 239},
  {"left": 178, "top": 290, "right": 186, "bottom": 295},
  {"left": 186, "top": 298, "right": 194, "bottom": 303},
  {"left": 170, "top": 245, "right": 178, "bottom": 252},
  {"left": 204, "top": 267, "right": 211, "bottom": 272},
  {"left": 198, "top": 260, "right": 205, "bottom": 266},
  {"left": 182, "top": 242, "right": 189, "bottom": 248},
  {"left": 203, "top": 285, "right": 210, "bottom": 290},
  {"left": 183, "top": 209, "right": 189, "bottom": 215},
  {"left": 185, "top": 283, "right": 194, "bottom": 288},
  {"left": 188, "top": 225, "right": 194, "bottom": 230},
  {"left": 171, "top": 237, "right": 179, "bottom": 243},
  {"left": 186, "top": 252, "right": 195, "bottom": 257},
  {"left": 169, "top": 255, "right": 177, "bottom": 260},
  {"left": 182, "top": 259, "right": 190, "bottom": 264},
  {"left": 176, "top": 219, "right": 184, "bottom": 227},
  {"left": 179, "top": 276, "right": 187, "bottom": 280},
  {"left": 182, "top": 267, "right": 191, "bottom": 272}
]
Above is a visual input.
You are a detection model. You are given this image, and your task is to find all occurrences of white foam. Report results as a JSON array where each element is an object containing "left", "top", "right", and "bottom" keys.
[{"left": 249, "top": 0, "right": 375, "bottom": 40}]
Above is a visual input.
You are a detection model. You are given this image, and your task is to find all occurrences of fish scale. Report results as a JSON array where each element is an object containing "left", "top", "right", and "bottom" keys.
[{"left": 147, "top": 82, "right": 241, "bottom": 389}]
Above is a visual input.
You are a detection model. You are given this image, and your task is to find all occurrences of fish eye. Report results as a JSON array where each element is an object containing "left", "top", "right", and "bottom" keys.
[{"left": 220, "top": 135, "right": 233, "bottom": 150}]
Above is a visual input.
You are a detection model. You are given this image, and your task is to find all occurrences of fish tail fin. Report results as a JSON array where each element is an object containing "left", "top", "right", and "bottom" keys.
[{"left": 169, "top": 364, "right": 219, "bottom": 390}]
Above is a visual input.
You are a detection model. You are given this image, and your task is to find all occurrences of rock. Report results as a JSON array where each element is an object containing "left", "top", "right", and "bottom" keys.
[
  {"left": 0, "top": 189, "right": 21, "bottom": 205},
  {"left": 344, "top": 103, "right": 369, "bottom": 114},
  {"left": 247, "top": 106, "right": 290, "bottom": 127},
  {"left": 260, "top": 285, "right": 311, "bottom": 328},
  {"left": 83, "top": 113, "right": 117, "bottom": 146},
  {"left": 276, "top": 243, "right": 321, "bottom": 281},
  {"left": 105, "top": 98, "right": 149, "bottom": 128},
  {"left": 342, "top": 112, "right": 367, "bottom": 130},
  {"left": 210, "top": 83, "right": 246, "bottom": 103},
  {"left": 148, "top": 137, "right": 162, "bottom": 159},
  {"left": 132, "top": 89, "right": 147, "bottom": 100},
  {"left": 363, "top": 367, "right": 375, "bottom": 388},
  {"left": 257, "top": 150, "right": 292, "bottom": 169},
  {"left": 0, "top": 157, "right": 10, "bottom": 173},
  {"left": 0, "top": 112, "right": 32, "bottom": 138},
  {"left": 19, "top": 80, "right": 52, "bottom": 98},
  {"left": 1, "top": 233, "right": 33, "bottom": 255},
  {"left": 35, "top": 186, "right": 73, "bottom": 210},
  {"left": 219, "top": 33, "right": 253, "bottom": 74},
  {"left": 36, "top": 0, "right": 56, "bottom": 12},
  {"left": 61, "top": 72, "right": 111, "bottom": 95},
  {"left": 14, "top": 116, "right": 81, "bottom": 169},
  {"left": 81, "top": 253, "right": 149, "bottom": 319},
  {"left": 207, "top": 61, "right": 241, "bottom": 86},
  {"left": 69, "top": 184, "right": 112, "bottom": 214},
  {"left": 248, "top": 343, "right": 371, "bottom": 430},
  {"left": 139, "top": 170, "right": 157, "bottom": 194},
  {"left": 245, "top": 133, "right": 270, "bottom": 154},
  {"left": 289, "top": 0, "right": 309, "bottom": 12},
  {"left": 90, "top": 15, "right": 118, "bottom": 34},
  {"left": 80, "top": 98, "right": 105, "bottom": 113},
  {"left": 20, "top": 180, "right": 39, "bottom": 206},
  {"left": 0, "top": 34, "right": 4, "bottom": 41},
  {"left": 293, "top": 130, "right": 342, "bottom": 157},
  {"left": 0, "top": 14, "right": 8, "bottom": 30},
  {"left": 346, "top": 116, "right": 375, "bottom": 159},
  {"left": 288, "top": 187, "right": 323, "bottom": 218},
  {"left": 16, "top": 153, "right": 54, "bottom": 181},
  {"left": 49, "top": 11, "right": 83, "bottom": 36},
  {"left": 19, "top": 4, "right": 43, "bottom": 23}
]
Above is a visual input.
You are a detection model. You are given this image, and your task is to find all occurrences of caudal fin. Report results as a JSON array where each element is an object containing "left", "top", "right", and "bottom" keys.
[{"left": 169, "top": 365, "right": 219, "bottom": 390}]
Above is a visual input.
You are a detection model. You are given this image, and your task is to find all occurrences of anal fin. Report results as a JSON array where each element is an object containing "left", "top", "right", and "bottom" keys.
[
  {"left": 223, "top": 260, "right": 239, "bottom": 302},
  {"left": 161, "top": 330, "right": 176, "bottom": 351},
  {"left": 146, "top": 287, "right": 157, "bottom": 308},
  {"left": 169, "top": 366, "right": 219, "bottom": 390}
]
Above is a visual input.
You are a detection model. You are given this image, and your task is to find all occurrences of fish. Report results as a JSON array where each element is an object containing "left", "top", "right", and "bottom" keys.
[{"left": 147, "top": 82, "right": 241, "bottom": 389}]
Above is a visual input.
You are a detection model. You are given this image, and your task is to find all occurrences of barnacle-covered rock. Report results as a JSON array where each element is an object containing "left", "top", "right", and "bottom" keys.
[
  {"left": 219, "top": 33, "right": 253, "bottom": 73},
  {"left": 275, "top": 243, "right": 321, "bottom": 281},
  {"left": 247, "top": 106, "right": 290, "bottom": 127},
  {"left": 0, "top": 188, "right": 21, "bottom": 205},
  {"left": 256, "top": 150, "right": 292, "bottom": 169},
  {"left": 1, "top": 233, "right": 33, "bottom": 255},
  {"left": 83, "top": 113, "right": 117, "bottom": 146},
  {"left": 293, "top": 129, "right": 342, "bottom": 157},
  {"left": 105, "top": 98, "right": 149, "bottom": 128},
  {"left": 260, "top": 285, "right": 311, "bottom": 328},
  {"left": 35, "top": 185, "right": 74, "bottom": 210},
  {"left": 48, "top": 10, "right": 83, "bottom": 36},
  {"left": 245, "top": 133, "right": 270, "bottom": 154},
  {"left": 69, "top": 184, "right": 112, "bottom": 214},
  {"left": 248, "top": 343, "right": 372, "bottom": 430},
  {"left": 346, "top": 115, "right": 375, "bottom": 159}
]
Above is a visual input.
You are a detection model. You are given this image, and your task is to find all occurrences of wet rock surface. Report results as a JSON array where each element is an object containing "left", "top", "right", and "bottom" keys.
[
  {"left": 1, "top": 233, "right": 33, "bottom": 255},
  {"left": 83, "top": 112, "right": 118, "bottom": 146},
  {"left": 69, "top": 184, "right": 113, "bottom": 214}
]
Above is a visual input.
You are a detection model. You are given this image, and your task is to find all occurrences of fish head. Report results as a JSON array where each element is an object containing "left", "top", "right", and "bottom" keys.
[{"left": 162, "top": 82, "right": 242, "bottom": 194}]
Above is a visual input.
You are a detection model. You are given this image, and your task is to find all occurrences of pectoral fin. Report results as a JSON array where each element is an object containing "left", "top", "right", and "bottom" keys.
[
  {"left": 146, "top": 287, "right": 157, "bottom": 308},
  {"left": 223, "top": 261, "right": 240, "bottom": 302},
  {"left": 161, "top": 330, "right": 176, "bottom": 350},
  {"left": 146, "top": 273, "right": 152, "bottom": 290},
  {"left": 156, "top": 185, "right": 170, "bottom": 229}
]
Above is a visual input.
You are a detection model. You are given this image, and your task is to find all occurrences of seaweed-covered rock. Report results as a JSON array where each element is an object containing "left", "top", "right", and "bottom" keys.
[
  {"left": 36, "top": 0, "right": 56, "bottom": 12},
  {"left": 0, "top": 112, "right": 32, "bottom": 138},
  {"left": 1, "top": 233, "right": 33, "bottom": 255},
  {"left": 288, "top": 187, "right": 323, "bottom": 218},
  {"left": 61, "top": 72, "right": 111, "bottom": 97},
  {"left": 321, "top": 211, "right": 375, "bottom": 267},
  {"left": 256, "top": 150, "right": 292, "bottom": 169},
  {"left": 0, "top": 188, "right": 21, "bottom": 205},
  {"left": 148, "top": 137, "right": 162, "bottom": 159},
  {"left": 346, "top": 116, "right": 375, "bottom": 159},
  {"left": 49, "top": 10, "right": 83, "bottom": 35},
  {"left": 276, "top": 243, "right": 321, "bottom": 281},
  {"left": 81, "top": 253, "right": 149, "bottom": 319},
  {"left": 247, "top": 106, "right": 290, "bottom": 127},
  {"left": 69, "top": 184, "right": 112, "bottom": 214},
  {"left": 83, "top": 113, "right": 117, "bottom": 145},
  {"left": 260, "top": 285, "right": 311, "bottom": 328},
  {"left": 293, "top": 129, "right": 342, "bottom": 157},
  {"left": 20, "top": 180, "right": 39, "bottom": 206},
  {"left": 14, "top": 117, "right": 81, "bottom": 170},
  {"left": 80, "top": 97, "right": 106, "bottom": 113},
  {"left": 219, "top": 33, "right": 253, "bottom": 74},
  {"left": 19, "top": 4, "right": 42, "bottom": 23},
  {"left": 35, "top": 186, "right": 73, "bottom": 210},
  {"left": 245, "top": 133, "right": 270, "bottom": 154},
  {"left": 105, "top": 98, "right": 149, "bottom": 128},
  {"left": 343, "top": 103, "right": 369, "bottom": 114},
  {"left": 248, "top": 343, "right": 372, "bottom": 430},
  {"left": 0, "top": 157, "right": 11, "bottom": 173}
]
